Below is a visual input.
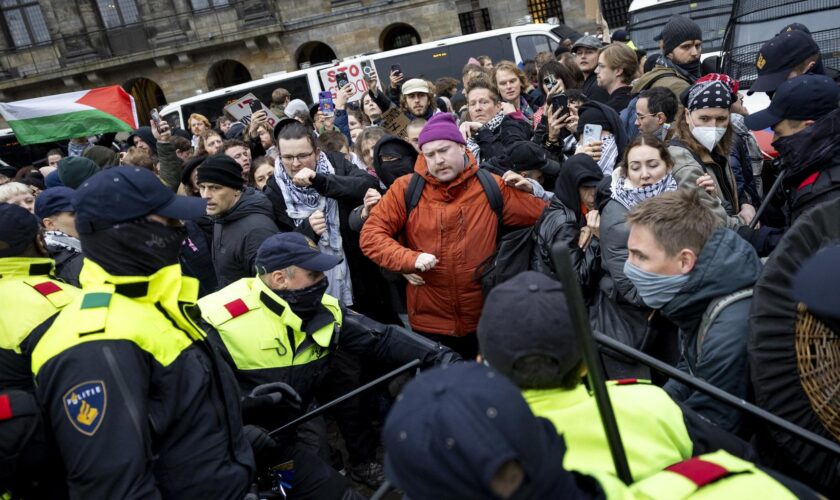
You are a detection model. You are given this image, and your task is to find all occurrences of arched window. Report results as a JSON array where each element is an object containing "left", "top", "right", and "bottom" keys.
[
  {"left": 381, "top": 23, "right": 421, "bottom": 51},
  {"left": 296, "top": 41, "right": 337, "bottom": 69},
  {"left": 207, "top": 59, "right": 252, "bottom": 90},
  {"left": 123, "top": 77, "right": 167, "bottom": 127}
]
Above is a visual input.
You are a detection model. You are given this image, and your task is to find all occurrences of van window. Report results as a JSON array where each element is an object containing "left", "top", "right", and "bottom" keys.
[
  {"left": 178, "top": 75, "right": 312, "bottom": 125},
  {"left": 516, "top": 35, "right": 559, "bottom": 61},
  {"left": 374, "top": 36, "right": 515, "bottom": 83}
]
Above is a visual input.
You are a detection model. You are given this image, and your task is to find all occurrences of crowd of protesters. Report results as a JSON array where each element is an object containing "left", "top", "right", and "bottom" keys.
[{"left": 1, "top": 12, "right": 839, "bottom": 499}]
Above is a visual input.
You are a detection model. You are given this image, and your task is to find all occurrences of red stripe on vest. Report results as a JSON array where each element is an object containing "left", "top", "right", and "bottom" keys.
[
  {"left": 666, "top": 457, "right": 731, "bottom": 487},
  {"left": 32, "top": 281, "right": 61, "bottom": 296},
  {"left": 615, "top": 378, "right": 638, "bottom": 385},
  {"left": 224, "top": 299, "right": 250, "bottom": 318},
  {"left": 798, "top": 171, "right": 820, "bottom": 190},
  {"left": 0, "top": 394, "right": 12, "bottom": 420}
]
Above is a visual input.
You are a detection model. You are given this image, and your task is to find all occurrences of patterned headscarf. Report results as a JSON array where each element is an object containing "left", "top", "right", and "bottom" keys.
[{"left": 686, "top": 80, "right": 733, "bottom": 111}]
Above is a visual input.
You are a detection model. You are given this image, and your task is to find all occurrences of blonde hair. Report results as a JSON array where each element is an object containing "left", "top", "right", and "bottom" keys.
[
  {"left": 599, "top": 43, "right": 639, "bottom": 85},
  {"left": 188, "top": 113, "right": 211, "bottom": 129},
  {"left": 491, "top": 61, "right": 527, "bottom": 101},
  {"left": 0, "top": 181, "right": 32, "bottom": 203}
]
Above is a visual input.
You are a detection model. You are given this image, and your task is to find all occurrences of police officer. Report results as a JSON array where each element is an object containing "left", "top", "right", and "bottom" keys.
[
  {"left": 477, "top": 271, "right": 753, "bottom": 481},
  {"left": 198, "top": 231, "right": 459, "bottom": 497},
  {"left": 0, "top": 203, "right": 78, "bottom": 498},
  {"left": 26, "top": 167, "right": 254, "bottom": 498}
]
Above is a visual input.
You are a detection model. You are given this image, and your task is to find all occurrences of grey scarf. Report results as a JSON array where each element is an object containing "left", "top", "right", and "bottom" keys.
[
  {"left": 274, "top": 153, "right": 353, "bottom": 305},
  {"left": 45, "top": 230, "right": 82, "bottom": 253}
]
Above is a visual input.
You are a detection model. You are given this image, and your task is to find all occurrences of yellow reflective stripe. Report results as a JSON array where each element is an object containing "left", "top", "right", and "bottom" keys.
[{"left": 32, "top": 293, "right": 193, "bottom": 376}]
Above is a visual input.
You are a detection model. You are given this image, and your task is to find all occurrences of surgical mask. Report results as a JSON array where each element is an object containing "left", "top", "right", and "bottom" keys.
[
  {"left": 623, "top": 260, "right": 690, "bottom": 309},
  {"left": 689, "top": 115, "right": 726, "bottom": 152}
]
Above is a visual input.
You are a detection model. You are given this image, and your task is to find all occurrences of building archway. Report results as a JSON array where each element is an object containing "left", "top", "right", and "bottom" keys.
[
  {"left": 207, "top": 60, "right": 252, "bottom": 91},
  {"left": 380, "top": 23, "right": 421, "bottom": 51},
  {"left": 296, "top": 41, "right": 337, "bottom": 69},
  {"left": 122, "top": 77, "right": 166, "bottom": 127}
]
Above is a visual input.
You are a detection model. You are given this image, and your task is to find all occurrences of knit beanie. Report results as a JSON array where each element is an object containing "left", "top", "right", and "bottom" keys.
[
  {"left": 196, "top": 154, "right": 244, "bottom": 190},
  {"left": 83, "top": 145, "right": 121, "bottom": 168},
  {"left": 417, "top": 113, "right": 465, "bottom": 148},
  {"left": 58, "top": 156, "right": 100, "bottom": 189},
  {"left": 662, "top": 15, "right": 702, "bottom": 56}
]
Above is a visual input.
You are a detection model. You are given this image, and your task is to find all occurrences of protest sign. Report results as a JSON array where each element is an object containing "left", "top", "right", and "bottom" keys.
[
  {"left": 223, "top": 93, "right": 281, "bottom": 127},
  {"left": 318, "top": 59, "right": 379, "bottom": 103}
]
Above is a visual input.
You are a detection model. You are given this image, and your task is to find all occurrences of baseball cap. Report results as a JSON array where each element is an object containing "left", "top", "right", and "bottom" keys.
[
  {"left": 744, "top": 74, "right": 840, "bottom": 131},
  {"left": 750, "top": 30, "right": 821, "bottom": 94},
  {"left": 34, "top": 186, "right": 75, "bottom": 219},
  {"left": 611, "top": 29, "right": 630, "bottom": 43},
  {"left": 383, "top": 363, "right": 571, "bottom": 499},
  {"left": 401, "top": 79, "right": 429, "bottom": 96},
  {"left": 73, "top": 166, "right": 207, "bottom": 234},
  {"left": 572, "top": 35, "right": 601, "bottom": 52},
  {"left": 255, "top": 232, "right": 342, "bottom": 274},
  {"left": 477, "top": 271, "right": 580, "bottom": 379},
  {"left": 0, "top": 203, "right": 39, "bottom": 257}
]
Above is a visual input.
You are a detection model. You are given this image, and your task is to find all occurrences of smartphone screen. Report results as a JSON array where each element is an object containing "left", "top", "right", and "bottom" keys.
[
  {"left": 319, "top": 91, "right": 335, "bottom": 116},
  {"left": 335, "top": 72, "right": 349, "bottom": 89},
  {"left": 551, "top": 93, "right": 568, "bottom": 115},
  {"left": 249, "top": 99, "right": 263, "bottom": 114},
  {"left": 582, "top": 123, "right": 603, "bottom": 145}
]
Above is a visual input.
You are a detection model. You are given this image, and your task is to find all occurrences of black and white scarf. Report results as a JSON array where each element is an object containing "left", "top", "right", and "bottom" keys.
[
  {"left": 466, "top": 111, "right": 505, "bottom": 162},
  {"left": 610, "top": 172, "right": 678, "bottom": 210},
  {"left": 44, "top": 230, "right": 82, "bottom": 254},
  {"left": 274, "top": 152, "right": 353, "bottom": 305}
]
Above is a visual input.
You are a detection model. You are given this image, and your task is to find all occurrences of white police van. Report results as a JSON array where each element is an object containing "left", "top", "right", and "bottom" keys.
[{"left": 160, "top": 24, "right": 564, "bottom": 129}]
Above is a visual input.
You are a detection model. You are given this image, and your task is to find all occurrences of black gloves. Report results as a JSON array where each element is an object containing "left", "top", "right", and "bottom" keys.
[{"left": 241, "top": 382, "right": 303, "bottom": 430}]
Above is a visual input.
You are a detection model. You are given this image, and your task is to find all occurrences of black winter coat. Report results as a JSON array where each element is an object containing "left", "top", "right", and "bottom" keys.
[{"left": 211, "top": 188, "right": 279, "bottom": 289}]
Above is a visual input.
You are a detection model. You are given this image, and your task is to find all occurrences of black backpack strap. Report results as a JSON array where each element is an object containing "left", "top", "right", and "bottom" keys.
[
  {"left": 404, "top": 172, "right": 426, "bottom": 218},
  {"left": 475, "top": 168, "right": 503, "bottom": 225}
]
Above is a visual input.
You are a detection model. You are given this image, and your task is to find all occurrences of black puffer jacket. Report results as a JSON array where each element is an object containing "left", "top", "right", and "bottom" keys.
[
  {"left": 473, "top": 113, "right": 533, "bottom": 163},
  {"left": 211, "top": 188, "right": 279, "bottom": 289},
  {"left": 533, "top": 154, "right": 603, "bottom": 297}
]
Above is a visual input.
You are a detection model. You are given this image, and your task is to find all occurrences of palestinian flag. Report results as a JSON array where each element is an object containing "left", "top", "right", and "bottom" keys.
[{"left": 0, "top": 85, "right": 138, "bottom": 145}]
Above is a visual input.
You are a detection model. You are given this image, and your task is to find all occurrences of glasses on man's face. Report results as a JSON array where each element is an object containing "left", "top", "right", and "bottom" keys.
[
  {"left": 635, "top": 112, "right": 656, "bottom": 120},
  {"left": 280, "top": 151, "right": 315, "bottom": 163}
]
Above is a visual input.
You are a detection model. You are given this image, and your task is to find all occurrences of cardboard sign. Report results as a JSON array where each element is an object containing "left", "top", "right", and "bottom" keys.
[
  {"left": 318, "top": 59, "right": 379, "bottom": 103},
  {"left": 223, "top": 93, "right": 282, "bottom": 128},
  {"left": 381, "top": 107, "right": 410, "bottom": 138}
]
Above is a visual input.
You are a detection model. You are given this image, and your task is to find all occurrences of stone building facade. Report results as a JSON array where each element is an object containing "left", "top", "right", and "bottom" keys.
[{"left": 0, "top": 0, "right": 602, "bottom": 124}]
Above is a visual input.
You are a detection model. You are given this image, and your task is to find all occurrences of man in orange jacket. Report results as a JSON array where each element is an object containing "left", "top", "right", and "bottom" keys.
[{"left": 360, "top": 113, "right": 545, "bottom": 358}]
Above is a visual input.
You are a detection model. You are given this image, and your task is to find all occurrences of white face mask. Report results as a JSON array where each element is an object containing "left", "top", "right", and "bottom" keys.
[{"left": 689, "top": 113, "right": 726, "bottom": 152}]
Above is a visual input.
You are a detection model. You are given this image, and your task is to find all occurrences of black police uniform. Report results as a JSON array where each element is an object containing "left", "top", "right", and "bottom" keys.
[{"left": 24, "top": 168, "right": 255, "bottom": 499}]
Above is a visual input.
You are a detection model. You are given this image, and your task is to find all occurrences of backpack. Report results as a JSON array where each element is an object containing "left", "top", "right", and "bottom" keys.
[
  {"left": 404, "top": 169, "right": 538, "bottom": 295},
  {"left": 696, "top": 288, "right": 754, "bottom": 363}
]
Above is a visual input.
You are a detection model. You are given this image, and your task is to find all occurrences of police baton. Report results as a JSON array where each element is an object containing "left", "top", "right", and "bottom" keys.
[
  {"left": 268, "top": 359, "right": 421, "bottom": 438},
  {"left": 749, "top": 165, "right": 786, "bottom": 230},
  {"left": 550, "top": 243, "right": 634, "bottom": 484},
  {"left": 593, "top": 332, "right": 840, "bottom": 457}
]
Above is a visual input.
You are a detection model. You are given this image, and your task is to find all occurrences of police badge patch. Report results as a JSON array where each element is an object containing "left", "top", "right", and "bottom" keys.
[{"left": 63, "top": 381, "right": 107, "bottom": 436}]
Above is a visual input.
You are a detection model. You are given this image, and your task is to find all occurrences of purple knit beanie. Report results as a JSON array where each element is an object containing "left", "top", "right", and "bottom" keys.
[{"left": 417, "top": 113, "right": 466, "bottom": 148}]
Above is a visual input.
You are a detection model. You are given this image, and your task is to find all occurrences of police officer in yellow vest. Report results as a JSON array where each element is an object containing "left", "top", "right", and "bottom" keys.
[
  {"left": 26, "top": 167, "right": 254, "bottom": 499},
  {"left": 477, "top": 271, "right": 753, "bottom": 482},
  {"left": 0, "top": 203, "right": 78, "bottom": 498},
  {"left": 198, "top": 231, "right": 459, "bottom": 497}
]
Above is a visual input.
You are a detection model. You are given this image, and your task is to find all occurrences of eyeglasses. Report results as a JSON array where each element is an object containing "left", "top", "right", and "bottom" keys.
[
  {"left": 635, "top": 112, "right": 656, "bottom": 120},
  {"left": 280, "top": 151, "right": 315, "bottom": 163}
]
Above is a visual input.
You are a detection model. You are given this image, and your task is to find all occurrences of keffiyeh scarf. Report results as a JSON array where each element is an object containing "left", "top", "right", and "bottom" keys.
[
  {"left": 466, "top": 111, "right": 505, "bottom": 162},
  {"left": 45, "top": 230, "right": 82, "bottom": 253},
  {"left": 598, "top": 133, "right": 619, "bottom": 175},
  {"left": 274, "top": 152, "right": 353, "bottom": 305},
  {"left": 610, "top": 172, "right": 678, "bottom": 210}
]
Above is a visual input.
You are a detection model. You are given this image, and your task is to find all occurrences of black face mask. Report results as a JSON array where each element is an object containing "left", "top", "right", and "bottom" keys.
[
  {"left": 275, "top": 277, "right": 328, "bottom": 322},
  {"left": 679, "top": 59, "right": 701, "bottom": 78},
  {"left": 80, "top": 218, "right": 187, "bottom": 276},
  {"left": 377, "top": 157, "right": 415, "bottom": 187}
]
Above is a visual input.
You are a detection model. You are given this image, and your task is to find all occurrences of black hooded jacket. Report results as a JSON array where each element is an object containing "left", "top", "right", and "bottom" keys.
[
  {"left": 127, "top": 127, "right": 158, "bottom": 155},
  {"left": 576, "top": 101, "right": 628, "bottom": 160},
  {"left": 533, "top": 154, "right": 603, "bottom": 295},
  {"left": 372, "top": 135, "right": 417, "bottom": 188},
  {"left": 212, "top": 188, "right": 279, "bottom": 289}
]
